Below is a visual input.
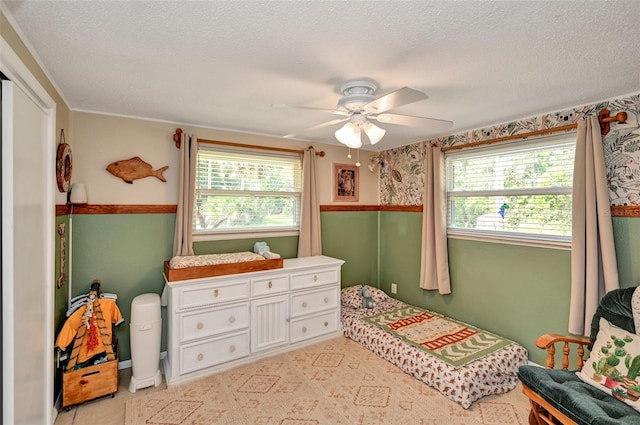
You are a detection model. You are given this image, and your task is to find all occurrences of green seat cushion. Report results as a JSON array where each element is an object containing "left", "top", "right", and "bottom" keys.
[{"left": 518, "top": 365, "right": 640, "bottom": 425}]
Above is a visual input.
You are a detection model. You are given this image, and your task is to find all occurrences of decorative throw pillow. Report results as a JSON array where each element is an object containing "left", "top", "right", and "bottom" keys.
[
  {"left": 579, "top": 317, "right": 640, "bottom": 412},
  {"left": 341, "top": 284, "right": 390, "bottom": 308}
]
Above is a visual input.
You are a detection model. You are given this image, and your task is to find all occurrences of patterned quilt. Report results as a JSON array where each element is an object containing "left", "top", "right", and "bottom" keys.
[
  {"left": 363, "top": 305, "right": 513, "bottom": 368},
  {"left": 342, "top": 299, "right": 529, "bottom": 409},
  {"left": 169, "top": 251, "right": 264, "bottom": 269}
]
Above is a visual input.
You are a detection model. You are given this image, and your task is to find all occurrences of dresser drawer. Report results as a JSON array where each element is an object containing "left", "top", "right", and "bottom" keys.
[
  {"left": 180, "top": 331, "right": 249, "bottom": 374},
  {"left": 178, "top": 280, "right": 250, "bottom": 310},
  {"left": 290, "top": 287, "right": 338, "bottom": 317},
  {"left": 290, "top": 310, "right": 339, "bottom": 343},
  {"left": 180, "top": 303, "right": 249, "bottom": 343},
  {"left": 252, "top": 274, "right": 289, "bottom": 297},
  {"left": 290, "top": 268, "right": 339, "bottom": 290}
]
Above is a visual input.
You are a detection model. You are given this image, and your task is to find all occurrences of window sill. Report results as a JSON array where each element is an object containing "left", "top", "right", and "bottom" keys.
[
  {"left": 193, "top": 229, "right": 299, "bottom": 242},
  {"left": 447, "top": 230, "right": 571, "bottom": 250}
]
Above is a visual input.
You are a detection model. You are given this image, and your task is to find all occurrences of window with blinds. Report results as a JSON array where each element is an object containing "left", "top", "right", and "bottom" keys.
[
  {"left": 445, "top": 134, "right": 576, "bottom": 246},
  {"left": 194, "top": 145, "right": 303, "bottom": 238}
]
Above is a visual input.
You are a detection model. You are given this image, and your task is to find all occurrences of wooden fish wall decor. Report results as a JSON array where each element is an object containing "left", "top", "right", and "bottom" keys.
[{"left": 106, "top": 156, "right": 168, "bottom": 184}]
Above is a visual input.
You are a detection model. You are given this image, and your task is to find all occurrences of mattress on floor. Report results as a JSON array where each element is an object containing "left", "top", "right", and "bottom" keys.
[{"left": 340, "top": 286, "right": 529, "bottom": 409}]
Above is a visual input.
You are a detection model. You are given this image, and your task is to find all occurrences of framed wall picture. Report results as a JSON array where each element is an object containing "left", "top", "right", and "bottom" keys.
[{"left": 334, "top": 163, "right": 359, "bottom": 202}]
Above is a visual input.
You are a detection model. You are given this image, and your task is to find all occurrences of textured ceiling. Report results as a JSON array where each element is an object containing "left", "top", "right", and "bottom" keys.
[{"left": 2, "top": 0, "right": 640, "bottom": 151}]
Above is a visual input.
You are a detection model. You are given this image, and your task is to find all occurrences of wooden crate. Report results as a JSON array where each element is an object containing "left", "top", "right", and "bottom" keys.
[{"left": 62, "top": 359, "right": 118, "bottom": 408}]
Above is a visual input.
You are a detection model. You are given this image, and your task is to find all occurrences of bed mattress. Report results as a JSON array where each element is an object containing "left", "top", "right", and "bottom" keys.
[{"left": 341, "top": 287, "right": 529, "bottom": 409}]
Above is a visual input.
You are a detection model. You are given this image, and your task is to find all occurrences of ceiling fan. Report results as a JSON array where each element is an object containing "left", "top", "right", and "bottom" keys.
[{"left": 278, "top": 80, "right": 453, "bottom": 148}]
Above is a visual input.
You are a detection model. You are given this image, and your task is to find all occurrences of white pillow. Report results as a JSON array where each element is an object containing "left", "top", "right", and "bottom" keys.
[
  {"left": 341, "top": 284, "right": 390, "bottom": 308},
  {"left": 578, "top": 317, "right": 640, "bottom": 412}
]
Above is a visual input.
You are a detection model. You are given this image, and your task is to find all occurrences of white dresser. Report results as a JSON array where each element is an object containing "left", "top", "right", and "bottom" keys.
[{"left": 162, "top": 255, "right": 344, "bottom": 386}]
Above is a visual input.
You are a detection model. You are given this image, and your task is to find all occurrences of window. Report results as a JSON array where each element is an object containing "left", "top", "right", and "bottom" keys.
[
  {"left": 445, "top": 135, "right": 576, "bottom": 247},
  {"left": 193, "top": 145, "right": 302, "bottom": 240}
]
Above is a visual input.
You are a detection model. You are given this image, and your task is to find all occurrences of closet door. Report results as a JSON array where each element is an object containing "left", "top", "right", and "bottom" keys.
[{"left": 2, "top": 75, "right": 55, "bottom": 423}]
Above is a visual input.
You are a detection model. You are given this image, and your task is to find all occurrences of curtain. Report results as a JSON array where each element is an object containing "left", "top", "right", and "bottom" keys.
[
  {"left": 419, "top": 143, "right": 451, "bottom": 294},
  {"left": 569, "top": 115, "right": 619, "bottom": 335},
  {"left": 297, "top": 147, "right": 322, "bottom": 257},
  {"left": 172, "top": 132, "right": 198, "bottom": 257}
]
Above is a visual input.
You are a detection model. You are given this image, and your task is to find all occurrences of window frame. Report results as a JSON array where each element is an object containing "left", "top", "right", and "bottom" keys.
[
  {"left": 444, "top": 134, "right": 576, "bottom": 250},
  {"left": 192, "top": 143, "right": 303, "bottom": 242}
]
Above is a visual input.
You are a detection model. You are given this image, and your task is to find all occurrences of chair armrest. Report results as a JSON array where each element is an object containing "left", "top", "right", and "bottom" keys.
[{"left": 535, "top": 333, "right": 591, "bottom": 370}]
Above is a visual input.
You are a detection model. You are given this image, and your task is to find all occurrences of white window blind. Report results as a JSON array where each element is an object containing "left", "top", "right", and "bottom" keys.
[
  {"left": 446, "top": 135, "right": 576, "bottom": 245},
  {"left": 194, "top": 145, "right": 302, "bottom": 238}
]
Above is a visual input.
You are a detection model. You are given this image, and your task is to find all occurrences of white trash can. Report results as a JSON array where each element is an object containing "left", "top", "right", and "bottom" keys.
[{"left": 128, "top": 293, "right": 162, "bottom": 392}]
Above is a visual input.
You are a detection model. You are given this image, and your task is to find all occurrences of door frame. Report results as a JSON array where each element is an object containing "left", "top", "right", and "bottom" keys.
[{"left": 1, "top": 35, "right": 57, "bottom": 424}]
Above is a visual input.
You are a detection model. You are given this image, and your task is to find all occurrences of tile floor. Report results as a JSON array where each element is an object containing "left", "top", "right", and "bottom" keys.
[{"left": 54, "top": 368, "right": 165, "bottom": 425}]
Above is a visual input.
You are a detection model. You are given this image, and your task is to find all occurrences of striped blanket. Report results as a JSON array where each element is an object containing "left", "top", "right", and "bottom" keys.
[{"left": 363, "top": 305, "right": 513, "bottom": 368}]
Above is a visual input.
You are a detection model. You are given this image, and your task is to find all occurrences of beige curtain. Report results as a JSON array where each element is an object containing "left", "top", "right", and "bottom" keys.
[
  {"left": 569, "top": 115, "right": 619, "bottom": 335},
  {"left": 173, "top": 132, "right": 198, "bottom": 257},
  {"left": 297, "top": 147, "right": 322, "bottom": 257},
  {"left": 419, "top": 143, "right": 451, "bottom": 294}
]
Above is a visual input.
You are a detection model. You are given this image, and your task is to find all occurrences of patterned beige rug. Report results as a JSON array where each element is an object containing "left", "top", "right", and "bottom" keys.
[{"left": 125, "top": 337, "right": 531, "bottom": 425}]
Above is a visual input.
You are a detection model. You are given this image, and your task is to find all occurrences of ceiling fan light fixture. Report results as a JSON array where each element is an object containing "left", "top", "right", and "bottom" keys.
[
  {"left": 335, "top": 122, "right": 362, "bottom": 149},
  {"left": 362, "top": 121, "right": 386, "bottom": 145}
]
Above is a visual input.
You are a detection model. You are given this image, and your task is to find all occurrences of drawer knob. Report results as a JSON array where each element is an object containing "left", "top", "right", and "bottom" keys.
[
  {"left": 302, "top": 302, "right": 308, "bottom": 308},
  {"left": 197, "top": 353, "right": 204, "bottom": 361},
  {"left": 324, "top": 321, "right": 329, "bottom": 327},
  {"left": 197, "top": 322, "right": 204, "bottom": 330},
  {"left": 313, "top": 275, "right": 317, "bottom": 282},
  {"left": 229, "top": 315, "right": 236, "bottom": 324},
  {"left": 214, "top": 289, "right": 219, "bottom": 297},
  {"left": 268, "top": 281, "right": 273, "bottom": 288},
  {"left": 229, "top": 344, "right": 236, "bottom": 353},
  {"left": 324, "top": 297, "right": 329, "bottom": 303},
  {"left": 302, "top": 326, "right": 307, "bottom": 333}
]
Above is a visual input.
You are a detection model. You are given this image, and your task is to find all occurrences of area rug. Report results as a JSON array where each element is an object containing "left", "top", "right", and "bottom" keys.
[
  {"left": 363, "top": 306, "right": 513, "bottom": 368},
  {"left": 125, "top": 337, "right": 530, "bottom": 425}
]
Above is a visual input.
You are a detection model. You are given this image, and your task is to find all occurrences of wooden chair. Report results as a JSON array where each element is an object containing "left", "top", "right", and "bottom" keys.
[
  {"left": 521, "top": 334, "right": 590, "bottom": 425},
  {"left": 520, "top": 286, "right": 637, "bottom": 425}
]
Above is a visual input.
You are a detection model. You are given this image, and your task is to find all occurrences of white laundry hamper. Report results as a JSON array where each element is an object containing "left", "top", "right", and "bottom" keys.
[{"left": 128, "top": 293, "right": 162, "bottom": 392}]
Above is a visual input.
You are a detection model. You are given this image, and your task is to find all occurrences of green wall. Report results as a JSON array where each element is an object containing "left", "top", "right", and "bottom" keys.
[
  {"left": 378, "top": 211, "right": 640, "bottom": 366},
  {"left": 612, "top": 217, "right": 640, "bottom": 286},
  {"left": 70, "top": 214, "right": 175, "bottom": 361},
  {"left": 321, "top": 211, "right": 379, "bottom": 288},
  {"left": 195, "top": 237, "right": 299, "bottom": 258},
  {"left": 378, "top": 210, "right": 572, "bottom": 366},
  {"left": 67, "top": 210, "right": 379, "bottom": 361},
  {"left": 66, "top": 209, "right": 640, "bottom": 366}
]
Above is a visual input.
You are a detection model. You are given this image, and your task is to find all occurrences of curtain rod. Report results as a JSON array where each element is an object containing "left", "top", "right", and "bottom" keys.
[
  {"left": 441, "top": 109, "right": 627, "bottom": 153},
  {"left": 172, "top": 128, "right": 325, "bottom": 157}
]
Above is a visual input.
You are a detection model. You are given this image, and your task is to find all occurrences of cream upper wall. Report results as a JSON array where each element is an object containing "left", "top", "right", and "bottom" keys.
[{"left": 70, "top": 111, "right": 379, "bottom": 205}]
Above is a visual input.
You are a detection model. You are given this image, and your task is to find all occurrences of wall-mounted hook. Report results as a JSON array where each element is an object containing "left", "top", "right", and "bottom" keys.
[
  {"left": 173, "top": 128, "right": 183, "bottom": 149},
  {"left": 598, "top": 109, "right": 628, "bottom": 136}
]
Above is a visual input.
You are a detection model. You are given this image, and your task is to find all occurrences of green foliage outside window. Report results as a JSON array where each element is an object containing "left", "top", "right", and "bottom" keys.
[
  {"left": 194, "top": 150, "right": 301, "bottom": 233},
  {"left": 447, "top": 139, "right": 575, "bottom": 238}
]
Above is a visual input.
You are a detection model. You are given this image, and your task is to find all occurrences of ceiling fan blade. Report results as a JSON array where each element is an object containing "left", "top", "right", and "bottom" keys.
[
  {"left": 363, "top": 87, "right": 428, "bottom": 114},
  {"left": 372, "top": 113, "right": 453, "bottom": 132},
  {"left": 284, "top": 117, "right": 349, "bottom": 139},
  {"left": 272, "top": 104, "right": 349, "bottom": 116}
]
